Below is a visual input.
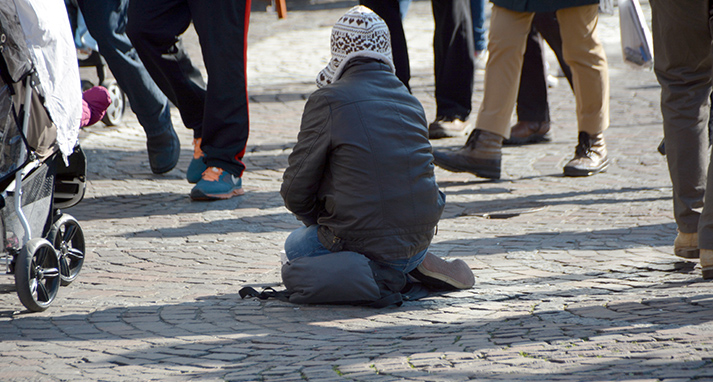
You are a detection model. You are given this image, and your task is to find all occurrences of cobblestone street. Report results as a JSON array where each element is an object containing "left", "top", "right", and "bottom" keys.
[{"left": 2, "top": 1, "right": 712, "bottom": 381}]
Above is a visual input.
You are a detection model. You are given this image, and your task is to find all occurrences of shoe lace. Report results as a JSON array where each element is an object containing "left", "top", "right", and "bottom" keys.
[
  {"left": 193, "top": 138, "right": 204, "bottom": 160},
  {"left": 202, "top": 167, "right": 223, "bottom": 182},
  {"left": 574, "top": 132, "right": 592, "bottom": 157}
]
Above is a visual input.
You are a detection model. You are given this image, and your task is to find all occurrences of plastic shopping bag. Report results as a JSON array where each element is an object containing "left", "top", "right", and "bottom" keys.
[
  {"left": 619, "top": 0, "right": 654, "bottom": 69},
  {"left": 599, "top": 0, "right": 614, "bottom": 15}
]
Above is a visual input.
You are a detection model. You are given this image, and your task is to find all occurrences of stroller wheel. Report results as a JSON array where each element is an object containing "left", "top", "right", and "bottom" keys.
[
  {"left": 49, "top": 214, "right": 85, "bottom": 286},
  {"left": 101, "top": 79, "right": 126, "bottom": 126},
  {"left": 15, "top": 238, "right": 60, "bottom": 312}
]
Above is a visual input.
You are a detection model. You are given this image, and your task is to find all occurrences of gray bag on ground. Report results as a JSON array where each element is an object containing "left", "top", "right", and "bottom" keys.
[
  {"left": 282, "top": 251, "right": 401, "bottom": 305},
  {"left": 239, "top": 251, "right": 428, "bottom": 308}
]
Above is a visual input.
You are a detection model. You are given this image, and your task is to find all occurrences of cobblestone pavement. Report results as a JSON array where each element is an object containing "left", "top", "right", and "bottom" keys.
[{"left": 2, "top": 2, "right": 713, "bottom": 381}]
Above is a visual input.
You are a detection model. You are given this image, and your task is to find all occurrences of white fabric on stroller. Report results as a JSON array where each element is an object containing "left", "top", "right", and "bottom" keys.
[{"left": 12, "top": 0, "right": 82, "bottom": 159}]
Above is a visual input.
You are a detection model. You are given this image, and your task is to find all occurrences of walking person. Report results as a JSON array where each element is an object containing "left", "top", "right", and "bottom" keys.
[
  {"left": 505, "top": 12, "right": 574, "bottom": 145},
  {"left": 650, "top": 0, "right": 713, "bottom": 278},
  {"left": 127, "top": 0, "right": 251, "bottom": 200},
  {"left": 433, "top": 1, "right": 609, "bottom": 179},
  {"left": 73, "top": 0, "right": 180, "bottom": 175}
]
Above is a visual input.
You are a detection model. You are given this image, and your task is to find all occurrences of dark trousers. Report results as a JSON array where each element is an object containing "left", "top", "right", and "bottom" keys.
[
  {"left": 363, "top": 0, "right": 474, "bottom": 120},
  {"left": 432, "top": 0, "right": 475, "bottom": 120},
  {"left": 127, "top": 0, "right": 251, "bottom": 177},
  {"left": 359, "top": 0, "right": 411, "bottom": 91},
  {"left": 76, "top": 0, "right": 173, "bottom": 139},
  {"left": 651, "top": 0, "right": 713, "bottom": 247},
  {"left": 516, "top": 12, "right": 573, "bottom": 123}
]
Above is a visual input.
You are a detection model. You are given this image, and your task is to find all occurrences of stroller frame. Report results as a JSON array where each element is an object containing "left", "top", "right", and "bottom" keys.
[
  {"left": 0, "top": 2, "right": 88, "bottom": 312},
  {"left": 0, "top": 71, "right": 88, "bottom": 313}
]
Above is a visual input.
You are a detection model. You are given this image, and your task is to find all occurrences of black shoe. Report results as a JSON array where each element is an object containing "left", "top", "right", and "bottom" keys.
[
  {"left": 503, "top": 121, "right": 552, "bottom": 145},
  {"left": 432, "top": 130, "right": 502, "bottom": 179},
  {"left": 563, "top": 131, "right": 609, "bottom": 177},
  {"left": 147, "top": 127, "right": 180, "bottom": 174}
]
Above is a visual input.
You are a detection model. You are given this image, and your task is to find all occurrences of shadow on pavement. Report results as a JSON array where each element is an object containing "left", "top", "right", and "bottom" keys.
[
  {"left": 127, "top": 212, "right": 298, "bottom": 237},
  {"left": 2, "top": 291, "right": 712, "bottom": 380},
  {"left": 63, "top": 190, "right": 287, "bottom": 222},
  {"left": 82, "top": 147, "right": 292, "bottom": 181},
  {"left": 430, "top": 222, "right": 676, "bottom": 255},
  {"left": 438, "top": 186, "right": 670, "bottom": 220}
]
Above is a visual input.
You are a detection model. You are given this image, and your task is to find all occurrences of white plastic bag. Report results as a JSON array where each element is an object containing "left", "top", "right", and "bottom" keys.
[
  {"left": 619, "top": 0, "right": 654, "bottom": 69},
  {"left": 13, "top": 0, "right": 83, "bottom": 157},
  {"left": 599, "top": 0, "right": 614, "bottom": 15}
]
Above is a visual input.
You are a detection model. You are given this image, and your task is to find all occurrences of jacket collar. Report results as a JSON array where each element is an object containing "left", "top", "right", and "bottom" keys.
[{"left": 338, "top": 58, "right": 394, "bottom": 79}]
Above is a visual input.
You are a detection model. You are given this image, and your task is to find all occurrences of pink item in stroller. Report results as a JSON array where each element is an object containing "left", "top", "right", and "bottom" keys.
[{"left": 80, "top": 86, "right": 111, "bottom": 127}]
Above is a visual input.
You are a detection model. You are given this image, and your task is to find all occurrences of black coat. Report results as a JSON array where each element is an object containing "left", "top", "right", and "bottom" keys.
[{"left": 281, "top": 58, "right": 445, "bottom": 263}]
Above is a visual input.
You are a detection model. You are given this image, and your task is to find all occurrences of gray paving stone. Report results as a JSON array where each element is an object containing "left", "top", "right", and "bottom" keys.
[{"left": 1, "top": 2, "right": 712, "bottom": 381}]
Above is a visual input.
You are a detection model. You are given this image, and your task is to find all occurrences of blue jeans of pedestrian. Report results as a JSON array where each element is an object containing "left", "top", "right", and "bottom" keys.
[
  {"left": 284, "top": 225, "right": 427, "bottom": 274},
  {"left": 76, "top": 0, "right": 174, "bottom": 139},
  {"left": 470, "top": 0, "right": 487, "bottom": 52}
]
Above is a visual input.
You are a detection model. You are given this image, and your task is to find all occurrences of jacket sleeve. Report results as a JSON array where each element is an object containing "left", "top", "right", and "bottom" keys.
[{"left": 280, "top": 94, "right": 331, "bottom": 226}]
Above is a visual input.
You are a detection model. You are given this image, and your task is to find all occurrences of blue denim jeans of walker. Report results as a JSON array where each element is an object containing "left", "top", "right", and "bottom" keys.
[
  {"left": 471, "top": 0, "right": 487, "bottom": 52},
  {"left": 284, "top": 225, "right": 427, "bottom": 274},
  {"left": 76, "top": 0, "right": 174, "bottom": 139}
]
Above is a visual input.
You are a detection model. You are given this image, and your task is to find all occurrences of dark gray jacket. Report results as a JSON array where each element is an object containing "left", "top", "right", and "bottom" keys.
[{"left": 281, "top": 58, "right": 445, "bottom": 263}]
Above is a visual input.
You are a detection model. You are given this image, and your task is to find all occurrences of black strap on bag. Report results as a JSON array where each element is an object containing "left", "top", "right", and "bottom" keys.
[
  {"left": 238, "top": 285, "right": 411, "bottom": 308},
  {"left": 238, "top": 282, "right": 433, "bottom": 308},
  {"left": 238, "top": 287, "right": 290, "bottom": 301}
]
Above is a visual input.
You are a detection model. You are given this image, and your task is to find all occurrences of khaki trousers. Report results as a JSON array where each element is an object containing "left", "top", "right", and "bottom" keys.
[{"left": 476, "top": 4, "right": 609, "bottom": 138}]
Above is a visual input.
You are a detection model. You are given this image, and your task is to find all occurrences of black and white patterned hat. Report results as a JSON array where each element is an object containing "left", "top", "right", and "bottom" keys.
[{"left": 316, "top": 5, "right": 395, "bottom": 88}]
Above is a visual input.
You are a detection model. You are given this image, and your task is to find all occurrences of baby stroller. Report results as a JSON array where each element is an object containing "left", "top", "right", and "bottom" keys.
[{"left": 0, "top": 0, "right": 87, "bottom": 312}]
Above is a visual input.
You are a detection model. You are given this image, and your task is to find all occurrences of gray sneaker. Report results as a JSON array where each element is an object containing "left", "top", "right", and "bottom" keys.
[{"left": 411, "top": 252, "right": 475, "bottom": 290}]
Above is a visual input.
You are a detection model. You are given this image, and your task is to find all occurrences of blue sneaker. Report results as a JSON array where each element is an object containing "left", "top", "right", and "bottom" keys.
[
  {"left": 186, "top": 138, "right": 207, "bottom": 184},
  {"left": 190, "top": 167, "right": 244, "bottom": 200}
]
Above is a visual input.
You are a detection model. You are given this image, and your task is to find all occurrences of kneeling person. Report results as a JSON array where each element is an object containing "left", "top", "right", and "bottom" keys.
[{"left": 280, "top": 6, "right": 474, "bottom": 290}]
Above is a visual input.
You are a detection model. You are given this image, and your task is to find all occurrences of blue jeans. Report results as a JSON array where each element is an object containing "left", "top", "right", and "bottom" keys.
[
  {"left": 399, "top": 0, "right": 411, "bottom": 19},
  {"left": 76, "top": 0, "right": 174, "bottom": 139},
  {"left": 470, "top": 0, "right": 487, "bottom": 52},
  {"left": 284, "top": 225, "right": 427, "bottom": 274}
]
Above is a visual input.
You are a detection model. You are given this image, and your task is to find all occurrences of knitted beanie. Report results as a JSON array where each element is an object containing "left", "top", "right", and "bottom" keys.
[{"left": 316, "top": 5, "right": 395, "bottom": 88}]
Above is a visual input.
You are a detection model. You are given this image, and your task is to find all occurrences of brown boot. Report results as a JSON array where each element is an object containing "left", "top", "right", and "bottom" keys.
[
  {"left": 563, "top": 131, "right": 609, "bottom": 177},
  {"left": 428, "top": 118, "right": 475, "bottom": 139},
  {"left": 410, "top": 252, "right": 475, "bottom": 290},
  {"left": 701, "top": 249, "right": 713, "bottom": 280},
  {"left": 432, "top": 129, "right": 503, "bottom": 179},
  {"left": 503, "top": 121, "right": 552, "bottom": 145},
  {"left": 674, "top": 231, "right": 699, "bottom": 259}
]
